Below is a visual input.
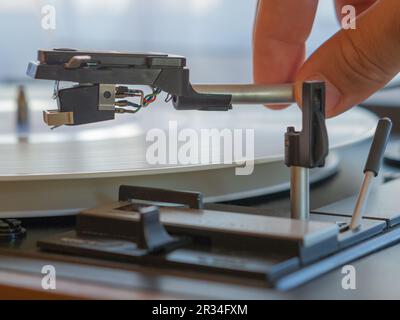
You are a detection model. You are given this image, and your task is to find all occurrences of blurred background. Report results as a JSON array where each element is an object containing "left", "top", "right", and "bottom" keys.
[{"left": 0, "top": 0, "right": 340, "bottom": 83}]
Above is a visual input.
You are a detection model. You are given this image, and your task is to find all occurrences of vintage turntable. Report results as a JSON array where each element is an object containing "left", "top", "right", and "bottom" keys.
[
  {"left": 0, "top": 50, "right": 377, "bottom": 218},
  {"left": 0, "top": 49, "right": 399, "bottom": 299}
]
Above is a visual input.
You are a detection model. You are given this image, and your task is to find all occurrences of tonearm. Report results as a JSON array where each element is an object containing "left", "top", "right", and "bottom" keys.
[
  {"left": 27, "top": 49, "right": 295, "bottom": 126},
  {"left": 27, "top": 48, "right": 329, "bottom": 221}
]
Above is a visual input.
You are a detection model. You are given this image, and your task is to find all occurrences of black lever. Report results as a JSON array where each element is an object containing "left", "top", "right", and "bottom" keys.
[
  {"left": 363, "top": 118, "right": 392, "bottom": 176},
  {"left": 350, "top": 117, "right": 392, "bottom": 230},
  {"left": 137, "top": 206, "right": 177, "bottom": 252}
]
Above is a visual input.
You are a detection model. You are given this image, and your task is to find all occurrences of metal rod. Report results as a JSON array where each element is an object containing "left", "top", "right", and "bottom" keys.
[
  {"left": 192, "top": 83, "right": 295, "bottom": 105},
  {"left": 16, "top": 85, "right": 29, "bottom": 141},
  {"left": 349, "top": 171, "right": 375, "bottom": 230},
  {"left": 290, "top": 166, "right": 310, "bottom": 220}
]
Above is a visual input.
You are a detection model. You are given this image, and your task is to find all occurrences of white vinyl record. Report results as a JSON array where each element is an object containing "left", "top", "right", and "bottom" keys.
[{"left": 0, "top": 84, "right": 377, "bottom": 217}]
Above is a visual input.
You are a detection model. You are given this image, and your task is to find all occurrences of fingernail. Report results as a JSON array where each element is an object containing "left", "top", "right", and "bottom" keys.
[{"left": 303, "top": 74, "right": 342, "bottom": 112}]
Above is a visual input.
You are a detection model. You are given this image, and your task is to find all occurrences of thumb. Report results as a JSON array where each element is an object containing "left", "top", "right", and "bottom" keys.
[{"left": 295, "top": 0, "right": 400, "bottom": 117}]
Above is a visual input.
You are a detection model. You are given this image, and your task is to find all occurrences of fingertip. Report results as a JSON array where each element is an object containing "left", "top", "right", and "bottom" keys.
[
  {"left": 326, "top": 108, "right": 336, "bottom": 119},
  {"left": 326, "top": 101, "right": 352, "bottom": 118},
  {"left": 295, "top": 75, "right": 343, "bottom": 116},
  {"left": 294, "top": 80, "right": 303, "bottom": 108},
  {"left": 263, "top": 104, "right": 290, "bottom": 110}
]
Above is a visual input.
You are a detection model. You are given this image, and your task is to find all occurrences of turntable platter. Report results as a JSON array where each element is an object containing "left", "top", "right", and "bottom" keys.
[{"left": 0, "top": 84, "right": 377, "bottom": 217}]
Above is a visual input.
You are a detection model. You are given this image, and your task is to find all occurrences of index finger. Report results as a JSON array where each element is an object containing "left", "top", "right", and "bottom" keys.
[{"left": 253, "top": 0, "right": 319, "bottom": 108}]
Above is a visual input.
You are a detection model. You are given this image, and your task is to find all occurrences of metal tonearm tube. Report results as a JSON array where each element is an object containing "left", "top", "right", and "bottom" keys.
[{"left": 192, "top": 84, "right": 295, "bottom": 105}]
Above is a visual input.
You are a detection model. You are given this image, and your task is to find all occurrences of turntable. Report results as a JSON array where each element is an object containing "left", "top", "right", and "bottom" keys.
[
  {"left": 0, "top": 49, "right": 399, "bottom": 299},
  {"left": 0, "top": 54, "right": 376, "bottom": 218}
]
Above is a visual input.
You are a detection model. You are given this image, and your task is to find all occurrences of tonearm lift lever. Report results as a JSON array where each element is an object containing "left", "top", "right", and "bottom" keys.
[{"left": 27, "top": 49, "right": 329, "bottom": 220}]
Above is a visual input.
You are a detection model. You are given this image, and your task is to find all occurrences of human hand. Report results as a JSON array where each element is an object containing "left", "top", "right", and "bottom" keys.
[{"left": 253, "top": 0, "right": 400, "bottom": 117}]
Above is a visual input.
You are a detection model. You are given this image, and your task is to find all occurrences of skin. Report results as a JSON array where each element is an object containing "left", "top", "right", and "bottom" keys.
[{"left": 253, "top": 0, "right": 400, "bottom": 117}]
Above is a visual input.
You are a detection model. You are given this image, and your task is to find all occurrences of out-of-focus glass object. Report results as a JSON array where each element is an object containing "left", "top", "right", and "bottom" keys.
[{"left": 1, "top": 0, "right": 339, "bottom": 83}]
